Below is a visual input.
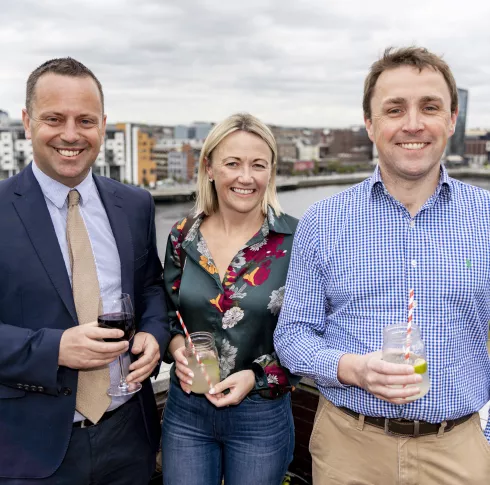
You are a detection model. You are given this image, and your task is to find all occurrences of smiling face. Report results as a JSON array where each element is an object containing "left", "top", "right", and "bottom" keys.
[
  {"left": 365, "top": 65, "right": 457, "bottom": 183},
  {"left": 206, "top": 130, "right": 272, "bottom": 217},
  {"left": 22, "top": 73, "right": 106, "bottom": 187}
]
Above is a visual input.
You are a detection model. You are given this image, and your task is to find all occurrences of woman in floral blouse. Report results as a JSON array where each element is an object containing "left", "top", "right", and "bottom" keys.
[{"left": 161, "top": 113, "right": 299, "bottom": 485}]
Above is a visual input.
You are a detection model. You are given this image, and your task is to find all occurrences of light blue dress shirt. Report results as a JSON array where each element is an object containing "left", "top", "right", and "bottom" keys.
[
  {"left": 32, "top": 161, "right": 131, "bottom": 421},
  {"left": 275, "top": 165, "right": 490, "bottom": 442}
]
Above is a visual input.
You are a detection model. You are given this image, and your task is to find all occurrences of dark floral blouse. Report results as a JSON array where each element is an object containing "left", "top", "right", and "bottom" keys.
[{"left": 163, "top": 206, "right": 299, "bottom": 395}]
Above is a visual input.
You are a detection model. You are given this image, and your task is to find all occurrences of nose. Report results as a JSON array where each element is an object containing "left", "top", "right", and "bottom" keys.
[
  {"left": 402, "top": 107, "right": 424, "bottom": 134},
  {"left": 59, "top": 119, "right": 81, "bottom": 144},
  {"left": 237, "top": 164, "right": 253, "bottom": 184}
]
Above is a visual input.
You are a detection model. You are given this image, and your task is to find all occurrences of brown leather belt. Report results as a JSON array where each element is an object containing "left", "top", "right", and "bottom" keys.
[
  {"left": 339, "top": 406, "right": 473, "bottom": 437},
  {"left": 73, "top": 406, "right": 120, "bottom": 428},
  {"left": 257, "top": 386, "right": 293, "bottom": 400},
  {"left": 73, "top": 396, "right": 136, "bottom": 428}
]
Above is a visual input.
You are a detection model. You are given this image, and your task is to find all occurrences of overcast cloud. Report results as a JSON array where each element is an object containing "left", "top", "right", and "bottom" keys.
[{"left": 1, "top": 0, "right": 489, "bottom": 128}]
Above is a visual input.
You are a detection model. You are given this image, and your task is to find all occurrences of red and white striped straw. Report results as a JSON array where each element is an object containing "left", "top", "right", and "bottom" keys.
[
  {"left": 175, "top": 311, "right": 213, "bottom": 391},
  {"left": 405, "top": 289, "right": 414, "bottom": 362}
]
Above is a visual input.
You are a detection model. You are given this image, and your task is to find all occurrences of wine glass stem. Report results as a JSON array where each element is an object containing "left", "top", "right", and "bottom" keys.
[{"left": 118, "top": 355, "right": 128, "bottom": 390}]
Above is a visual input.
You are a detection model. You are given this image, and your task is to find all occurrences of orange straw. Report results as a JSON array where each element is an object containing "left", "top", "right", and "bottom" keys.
[
  {"left": 175, "top": 311, "right": 213, "bottom": 391},
  {"left": 405, "top": 289, "right": 414, "bottom": 362}
]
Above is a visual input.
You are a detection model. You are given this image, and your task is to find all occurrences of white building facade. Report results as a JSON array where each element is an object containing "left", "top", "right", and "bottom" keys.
[{"left": 0, "top": 122, "right": 126, "bottom": 181}]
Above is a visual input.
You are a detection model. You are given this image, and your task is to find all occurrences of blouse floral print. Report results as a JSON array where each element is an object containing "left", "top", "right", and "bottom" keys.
[{"left": 163, "top": 207, "right": 299, "bottom": 394}]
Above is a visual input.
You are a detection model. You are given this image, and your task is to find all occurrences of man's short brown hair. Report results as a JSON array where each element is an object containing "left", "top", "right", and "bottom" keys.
[
  {"left": 363, "top": 47, "right": 458, "bottom": 120},
  {"left": 26, "top": 57, "right": 104, "bottom": 115}
]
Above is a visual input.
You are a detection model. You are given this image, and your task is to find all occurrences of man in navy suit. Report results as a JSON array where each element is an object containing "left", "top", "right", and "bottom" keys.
[{"left": 0, "top": 58, "right": 170, "bottom": 484}]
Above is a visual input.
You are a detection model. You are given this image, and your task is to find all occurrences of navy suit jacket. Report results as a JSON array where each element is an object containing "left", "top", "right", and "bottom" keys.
[{"left": 0, "top": 164, "right": 170, "bottom": 479}]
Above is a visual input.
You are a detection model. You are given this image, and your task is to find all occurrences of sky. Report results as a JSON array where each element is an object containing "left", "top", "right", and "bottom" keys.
[{"left": 1, "top": 0, "right": 489, "bottom": 129}]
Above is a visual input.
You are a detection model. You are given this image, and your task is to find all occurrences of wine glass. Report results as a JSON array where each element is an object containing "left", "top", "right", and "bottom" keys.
[{"left": 98, "top": 293, "right": 142, "bottom": 396}]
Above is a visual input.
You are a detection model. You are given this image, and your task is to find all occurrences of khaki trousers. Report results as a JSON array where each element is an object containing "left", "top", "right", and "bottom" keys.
[{"left": 310, "top": 396, "right": 490, "bottom": 485}]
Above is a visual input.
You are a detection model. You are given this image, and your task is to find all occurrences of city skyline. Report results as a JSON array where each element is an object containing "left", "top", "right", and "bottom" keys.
[{"left": 1, "top": 0, "right": 490, "bottom": 129}]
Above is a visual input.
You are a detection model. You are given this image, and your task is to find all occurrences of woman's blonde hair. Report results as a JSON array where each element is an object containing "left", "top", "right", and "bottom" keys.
[{"left": 194, "top": 113, "right": 282, "bottom": 216}]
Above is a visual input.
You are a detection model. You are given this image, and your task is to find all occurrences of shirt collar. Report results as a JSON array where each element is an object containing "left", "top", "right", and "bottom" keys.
[
  {"left": 265, "top": 206, "right": 294, "bottom": 235},
  {"left": 369, "top": 164, "right": 453, "bottom": 201},
  {"left": 438, "top": 164, "right": 452, "bottom": 200},
  {"left": 182, "top": 205, "right": 293, "bottom": 251},
  {"left": 32, "top": 161, "right": 95, "bottom": 209},
  {"left": 369, "top": 164, "right": 383, "bottom": 193}
]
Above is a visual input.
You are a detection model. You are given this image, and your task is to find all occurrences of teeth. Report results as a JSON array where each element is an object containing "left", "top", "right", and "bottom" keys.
[
  {"left": 399, "top": 143, "right": 427, "bottom": 150},
  {"left": 232, "top": 188, "right": 254, "bottom": 195},
  {"left": 57, "top": 149, "right": 81, "bottom": 157}
]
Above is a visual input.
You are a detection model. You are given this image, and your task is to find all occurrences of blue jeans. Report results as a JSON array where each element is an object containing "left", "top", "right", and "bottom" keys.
[{"left": 161, "top": 382, "right": 294, "bottom": 485}]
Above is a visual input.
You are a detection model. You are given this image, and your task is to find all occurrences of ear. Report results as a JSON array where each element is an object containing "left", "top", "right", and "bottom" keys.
[
  {"left": 22, "top": 109, "right": 32, "bottom": 140},
  {"left": 364, "top": 115, "right": 375, "bottom": 143},
  {"left": 448, "top": 108, "right": 459, "bottom": 137},
  {"left": 204, "top": 156, "right": 213, "bottom": 180},
  {"left": 101, "top": 114, "right": 107, "bottom": 140}
]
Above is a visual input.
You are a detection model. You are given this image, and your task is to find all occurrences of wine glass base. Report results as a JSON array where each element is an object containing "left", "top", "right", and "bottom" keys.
[{"left": 107, "top": 382, "right": 142, "bottom": 397}]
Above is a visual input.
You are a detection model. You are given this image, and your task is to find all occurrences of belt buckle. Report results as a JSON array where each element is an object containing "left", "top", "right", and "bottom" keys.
[
  {"left": 384, "top": 418, "right": 392, "bottom": 436},
  {"left": 384, "top": 418, "right": 420, "bottom": 437},
  {"left": 80, "top": 419, "right": 95, "bottom": 429}
]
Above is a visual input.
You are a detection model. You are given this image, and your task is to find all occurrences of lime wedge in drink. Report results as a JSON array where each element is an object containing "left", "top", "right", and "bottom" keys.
[{"left": 413, "top": 358, "right": 427, "bottom": 374}]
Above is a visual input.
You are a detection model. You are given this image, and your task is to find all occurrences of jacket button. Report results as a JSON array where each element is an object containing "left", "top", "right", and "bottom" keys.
[
  {"left": 37, "top": 386, "right": 45, "bottom": 393},
  {"left": 17, "top": 383, "right": 23, "bottom": 389},
  {"left": 23, "top": 384, "right": 30, "bottom": 391},
  {"left": 62, "top": 387, "right": 72, "bottom": 396},
  {"left": 30, "top": 385, "right": 38, "bottom": 392},
  {"left": 258, "top": 380, "right": 264, "bottom": 386}
]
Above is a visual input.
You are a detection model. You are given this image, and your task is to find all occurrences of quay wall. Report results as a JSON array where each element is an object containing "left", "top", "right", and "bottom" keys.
[{"left": 149, "top": 168, "right": 490, "bottom": 202}]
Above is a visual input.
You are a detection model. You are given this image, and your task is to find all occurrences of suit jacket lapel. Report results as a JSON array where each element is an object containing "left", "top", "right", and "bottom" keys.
[
  {"left": 12, "top": 164, "right": 78, "bottom": 324},
  {"left": 94, "top": 176, "right": 134, "bottom": 305}
]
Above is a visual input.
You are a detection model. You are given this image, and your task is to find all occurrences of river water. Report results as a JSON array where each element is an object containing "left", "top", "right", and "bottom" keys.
[{"left": 154, "top": 177, "right": 490, "bottom": 257}]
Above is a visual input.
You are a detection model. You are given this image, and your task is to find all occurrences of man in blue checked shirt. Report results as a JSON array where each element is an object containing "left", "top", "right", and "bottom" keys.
[{"left": 275, "top": 46, "right": 490, "bottom": 485}]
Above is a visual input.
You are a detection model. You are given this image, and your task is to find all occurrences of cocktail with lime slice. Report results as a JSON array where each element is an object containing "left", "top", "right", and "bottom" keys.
[
  {"left": 184, "top": 331, "right": 221, "bottom": 394},
  {"left": 382, "top": 323, "right": 430, "bottom": 401}
]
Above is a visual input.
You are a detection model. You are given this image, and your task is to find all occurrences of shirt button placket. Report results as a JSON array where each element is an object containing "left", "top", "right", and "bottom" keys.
[{"left": 407, "top": 217, "right": 417, "bottom": 307}]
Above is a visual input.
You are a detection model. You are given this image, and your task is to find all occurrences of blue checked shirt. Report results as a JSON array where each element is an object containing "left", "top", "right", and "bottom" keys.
[{"left": 274, "top": 165, "right": 490, "bottom": 442}]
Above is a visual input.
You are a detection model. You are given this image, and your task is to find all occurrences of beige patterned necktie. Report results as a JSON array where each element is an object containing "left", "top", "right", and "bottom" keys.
[{"left": 67, "top": 189, "right": 110, "bottom": 424}]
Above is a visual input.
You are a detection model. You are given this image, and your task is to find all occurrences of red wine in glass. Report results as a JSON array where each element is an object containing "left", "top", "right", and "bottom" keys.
[
  {"left": 98, "top": 293, "right": 142, "bottom": 396},
  {"left": 98, "top": 312, "right": 135, "bottom": 342}
]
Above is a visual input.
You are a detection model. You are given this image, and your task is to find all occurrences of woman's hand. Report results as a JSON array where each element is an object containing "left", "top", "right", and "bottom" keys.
[
  {"left": 173, "top": 346, "right": 194, "bottom": 394},
  {"left": 205, "top": 370, "right": 255, "bottom": 407},
  {"left": 169, "top": 335, "right": 193, "bottom": 394}
]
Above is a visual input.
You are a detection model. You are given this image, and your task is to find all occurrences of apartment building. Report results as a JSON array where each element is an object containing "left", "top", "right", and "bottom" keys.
[
  {"left": 465, "top": 129, "right": 490, "bottom": 166},
  {"left": 0, "top": 116, "right": 126, "bottom": 182}
]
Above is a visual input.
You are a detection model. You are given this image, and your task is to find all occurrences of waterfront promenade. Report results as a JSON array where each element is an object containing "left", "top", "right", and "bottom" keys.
[{"left": 149, "top": 168, "right": 490, "bottom": 202}]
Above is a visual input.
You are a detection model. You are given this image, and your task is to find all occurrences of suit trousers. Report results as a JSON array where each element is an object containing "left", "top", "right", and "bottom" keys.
[
  {"left": 0, "top": 397, "right": 155, "bottom": 485},
  {"left": 310, "top": 396, "right": 490, "bottom": 485}
]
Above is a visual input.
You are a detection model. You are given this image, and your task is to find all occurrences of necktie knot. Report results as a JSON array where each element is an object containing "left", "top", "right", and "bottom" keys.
[{"left": 68, "top": 190, "right": 81, "bottom": 207}]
